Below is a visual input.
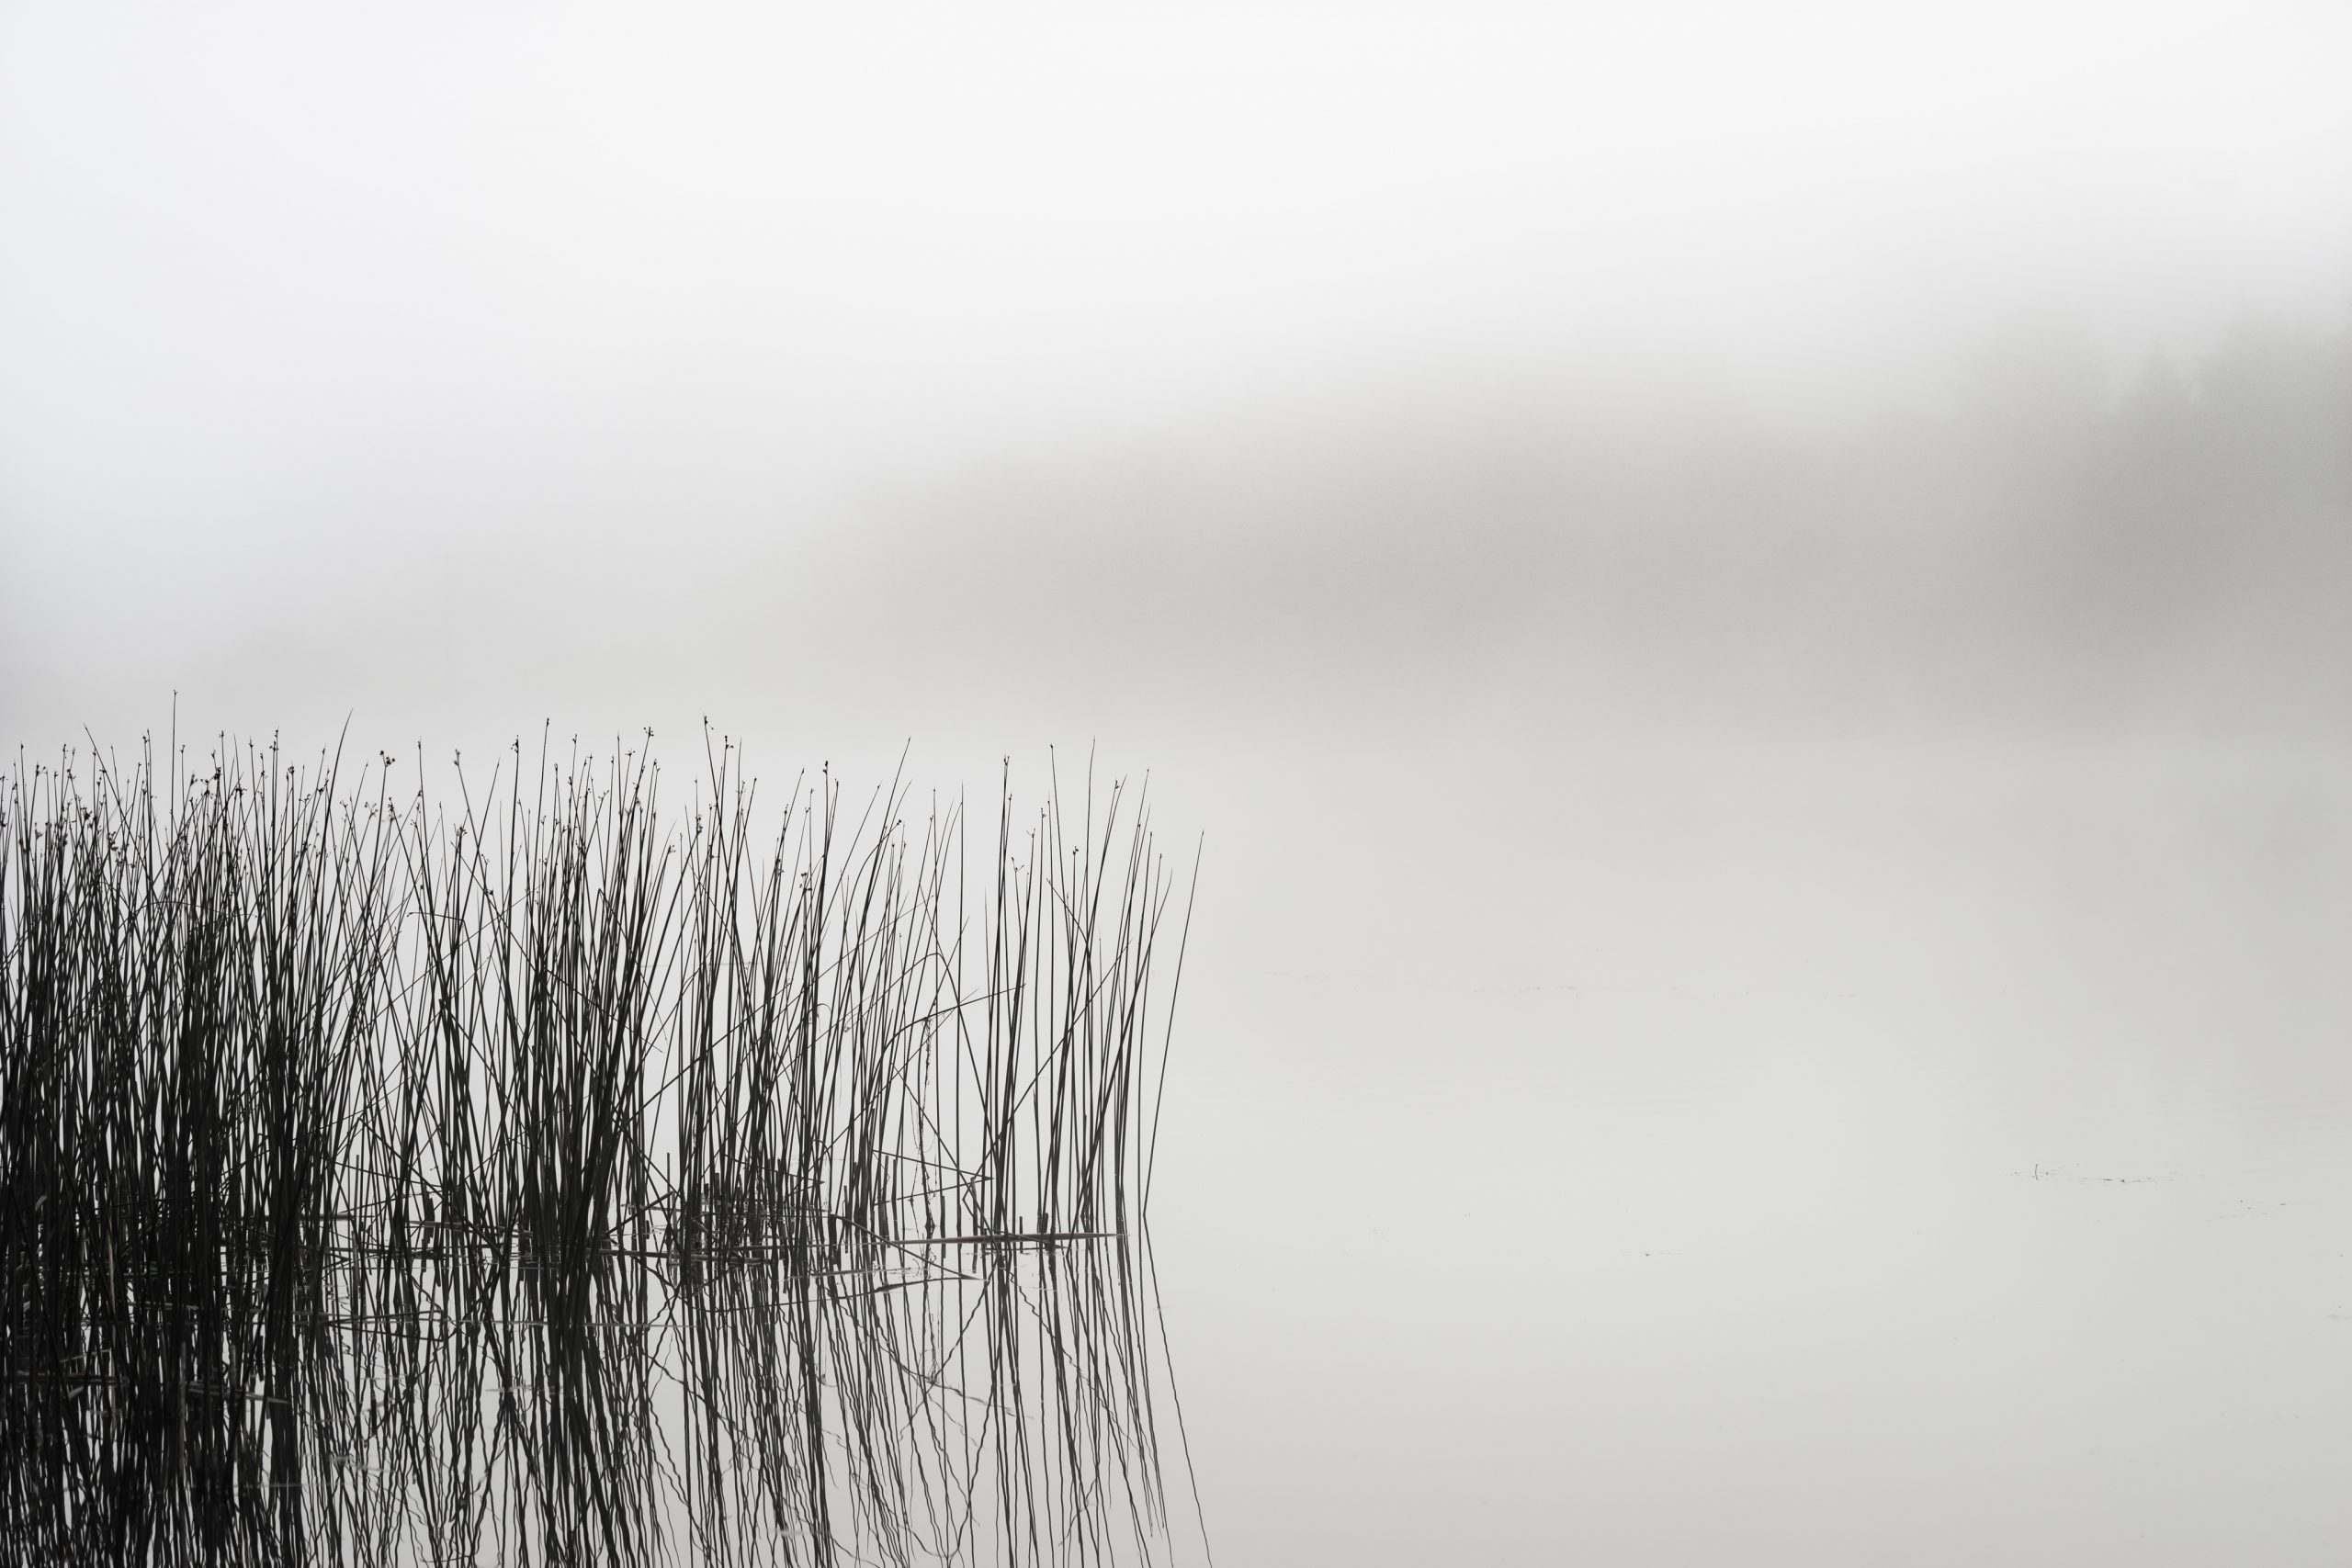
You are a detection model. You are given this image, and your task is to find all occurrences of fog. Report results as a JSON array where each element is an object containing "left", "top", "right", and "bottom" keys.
[
  {"left": 4, "top": 4, "right": 2349, "bottom": 1564},
  {"left": 7, "top": 318, "right": 2346, "bottom": 753},
  {"left": 5, "top": 0, "right": 2349, "bottom": 751}
]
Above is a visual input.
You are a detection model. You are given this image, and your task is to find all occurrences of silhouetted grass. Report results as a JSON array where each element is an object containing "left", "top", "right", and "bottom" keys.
[{"left": 1, "top": 733, "right": 1196, "bottom": 1566}]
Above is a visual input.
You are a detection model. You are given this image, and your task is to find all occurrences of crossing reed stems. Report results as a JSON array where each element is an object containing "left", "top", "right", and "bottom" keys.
[{"left": 1, "top": 735, "right": 1194, "bottom": 1567}]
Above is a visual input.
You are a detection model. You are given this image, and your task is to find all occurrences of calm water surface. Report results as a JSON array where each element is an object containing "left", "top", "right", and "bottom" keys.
[{"left": 1148, "top": 728, "right": 2351, "bottom": 1566}]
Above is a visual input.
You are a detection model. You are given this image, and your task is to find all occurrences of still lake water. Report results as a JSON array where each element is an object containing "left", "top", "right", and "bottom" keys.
[
  {"left": 10, "top": 701, "right": 2339, "bottom": 1564},
  {"left": 1143, "top": 725, "right": 2350, "bottom": 1566}
]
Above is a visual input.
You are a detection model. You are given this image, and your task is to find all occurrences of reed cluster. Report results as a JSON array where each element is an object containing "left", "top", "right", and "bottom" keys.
[{"left": 0, "top": 736, "right": 1196, "bottom": 1567}]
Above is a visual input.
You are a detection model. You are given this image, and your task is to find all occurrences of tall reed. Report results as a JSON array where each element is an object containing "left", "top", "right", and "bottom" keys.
[{"left": 0, "top": 734, "right": 1196, "bottom": 1566}]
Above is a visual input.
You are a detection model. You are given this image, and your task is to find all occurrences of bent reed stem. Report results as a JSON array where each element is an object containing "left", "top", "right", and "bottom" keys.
[{"left": 0, "top": 733, "right": 1193, "bottom": 1568}]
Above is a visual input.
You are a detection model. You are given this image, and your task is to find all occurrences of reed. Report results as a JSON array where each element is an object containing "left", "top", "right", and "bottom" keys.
[{"left": 0, "top": 733, "right": 1198, "bottom": 1567}]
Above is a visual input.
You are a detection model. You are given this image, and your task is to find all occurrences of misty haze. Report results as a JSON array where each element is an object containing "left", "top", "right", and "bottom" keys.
[{"left": 3, "top": 3, "right": 2348, "bottom": 1564}]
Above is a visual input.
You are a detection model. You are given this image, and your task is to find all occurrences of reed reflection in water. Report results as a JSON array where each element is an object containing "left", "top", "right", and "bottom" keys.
[{"left": 0, "top": 738, "right": 1203, "bottom": 1567}]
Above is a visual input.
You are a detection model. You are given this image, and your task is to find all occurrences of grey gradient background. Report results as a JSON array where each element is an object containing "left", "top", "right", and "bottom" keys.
[{"left": 4, "top": 4, "right": 2349, "bottom": 1563}]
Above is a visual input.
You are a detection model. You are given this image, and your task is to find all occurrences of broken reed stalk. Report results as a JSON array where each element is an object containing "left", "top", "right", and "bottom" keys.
[{"left": 0, "top": 735, "right": 1196, "bottom": 1567}]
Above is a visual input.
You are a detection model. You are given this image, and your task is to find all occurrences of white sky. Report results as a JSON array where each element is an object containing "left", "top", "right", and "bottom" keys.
[{"left": 1, "top": 0, "right": 2346, "bottom": 626}]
